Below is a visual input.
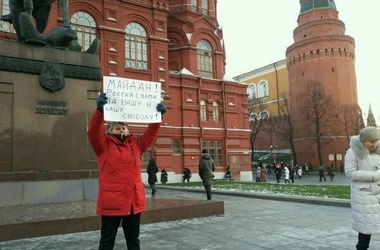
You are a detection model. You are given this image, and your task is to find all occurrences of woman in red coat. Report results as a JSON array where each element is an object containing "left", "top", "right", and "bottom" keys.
[
  {"left": 88, "top": 93, "right": 166, "bottom": 250},
  {"left": 260, "top": 164, "right": 268, "bottom": 182}
]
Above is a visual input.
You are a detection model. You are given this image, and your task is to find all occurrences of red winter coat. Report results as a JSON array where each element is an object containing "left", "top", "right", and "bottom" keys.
[{"left": 87, "top": 110, "right": 161, "bottom": 216}]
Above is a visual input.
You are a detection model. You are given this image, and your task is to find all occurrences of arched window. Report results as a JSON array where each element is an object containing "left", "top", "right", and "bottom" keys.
[
  {"left": 200, "top": 100, "right": 207, "bottom": 121},
  {"left": 247, "top": 84, "right": 256, "bottom": 100},
  {"left": 213, "top": 101, "right": 219, "bottom": 122},
  {"left": 197, "top": 40, "right": 213, "bottom": 78},
  {"left": 70, "top": 12, "right": 97, "bottom": 52},
  {"left": 0, "top": 1, "right": 14, "bottom": 32},
  {"left": 125, "top": 22, "right": 148, "bottom": 70},
  {"left": 258, "top": 80, "right": 269, "bottom": 98}
]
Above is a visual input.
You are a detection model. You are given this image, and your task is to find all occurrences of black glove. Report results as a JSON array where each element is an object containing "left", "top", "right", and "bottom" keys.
[
  {"left": 157, "top": 103, "right": 166, "bottom": 115},
  {"left": 96, "top": 93, "right": 108, "bottom": 113}
]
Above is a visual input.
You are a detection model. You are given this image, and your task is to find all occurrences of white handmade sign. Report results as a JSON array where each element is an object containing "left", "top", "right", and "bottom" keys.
[{"left": 103, "top": 76, "right": 162, "bottom": 123}]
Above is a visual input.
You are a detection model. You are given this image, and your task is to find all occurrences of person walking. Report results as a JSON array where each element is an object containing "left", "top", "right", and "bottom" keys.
[
  {"left": 289, "top": 166, "right": 295, "bottom": 183},
  {"left": 345, "top": 126, "right": 380, "bottom": 250},
  {"left": 304, "top": 163, "right": 309, "bottom": 175},
  {"left": 297, "top": 165, "right": 302, "bottom": 179},
  {"left": 224, "top": 166, "right": 232, "bottom": 181},
  {"left": 198, "top": 149, "right": 215, "bottom": 200},
  {"left": 275, "top": 163, "right": 282, "bottom": 183},
  {"left": 319, "top": 166, "right": 327, "bottom": 182},
  {"left": 183, "top": 168, "right": 192, "bottom": 182},
  {"left": 260, "top": 164, "right": 268, "bottom": 182},
  {"left": 284, "top": 165, "right": 290, "bottom": 183},
  {"left": 256, "top": 166, "right": 261, "bottom": 182},
  {"left": 160, "top": 169, "right": 168, "bottom": 184},
  {"left": 147, "top": 158, "right": 159, "bottom": 195},
  {"left": 87, "top": 92, "right": 166, "bottom": 250},
  {"left": 327, "top": 166, "right": 335, "bottom": 181}
]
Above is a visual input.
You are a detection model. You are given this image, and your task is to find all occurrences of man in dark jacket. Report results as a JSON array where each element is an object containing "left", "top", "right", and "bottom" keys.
[
  {"left": 319, "top": 166, "right": 327, "bottom": 181},
  {"left": 160, "top": 169, "right": 168, "bottom": 183},
  {"left": 147, "top": 158, "right": 159, "bottom": 195},
  {"left": 274, "top": 163, "right": 282, "bottom": 183},
  {"left": 198, "top": 149, "right": 215, "bottom": 200},
  {"left": 183, "top": 168, "right": 192, "bottom": 182}
]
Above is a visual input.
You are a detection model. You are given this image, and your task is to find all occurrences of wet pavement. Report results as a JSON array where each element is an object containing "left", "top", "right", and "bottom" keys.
[{"left": 2, "top": 172, "right": 380, "bottom": 249}]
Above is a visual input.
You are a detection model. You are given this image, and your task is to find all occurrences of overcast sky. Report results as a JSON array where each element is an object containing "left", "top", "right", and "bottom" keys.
[{"left": 217, "top": 0, "right": 380, "bottom": 122}]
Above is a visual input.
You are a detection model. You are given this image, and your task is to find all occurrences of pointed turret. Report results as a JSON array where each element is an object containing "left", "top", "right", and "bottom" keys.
[{"left": 366, "top": 103, "right": 377, "bottom": 127}]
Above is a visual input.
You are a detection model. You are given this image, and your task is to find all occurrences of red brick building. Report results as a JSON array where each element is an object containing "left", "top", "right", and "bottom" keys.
[{"left": 0, "top": 0, "right": 251, "bottom": 181}]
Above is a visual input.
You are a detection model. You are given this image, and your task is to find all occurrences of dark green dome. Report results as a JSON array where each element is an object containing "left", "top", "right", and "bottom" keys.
[{"left": 300, "top": 0, "right": 337, "bottom": 13}]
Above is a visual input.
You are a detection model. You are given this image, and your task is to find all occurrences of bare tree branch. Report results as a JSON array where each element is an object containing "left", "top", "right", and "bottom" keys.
[
  {"left": 267, "top": 96, "right": 298, "bottom": 164},
  {"left": 340, "top": 103, "right": 364, "bottom": 146},
  {"left": 248, "top": 98, "right": 268, "bottom": 162},
  {"left": 300, "top": 80, "right": 337, "bottom": 166}
]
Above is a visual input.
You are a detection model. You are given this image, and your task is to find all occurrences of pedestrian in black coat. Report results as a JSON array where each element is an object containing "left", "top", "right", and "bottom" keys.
[
  {"left": 199, "top": 149, "right": 215, "bottom": 200},
  {"left": 289, "top": 166, "right": 295, "bottom": 183},
  {"left": 183, "top": 168, "right": 192, "bottom": 182},
  {"left": 319, "top": 166, "right": 327, "bottom": 182},
  {"left": 147, "top": 158, "right": 158, "bottom": 195},
  {"left": 275, "top": 164, "right": 282, "bottom": 183},
  {"left": 160, "top": 169, "right": 168, "bottom": 183}
]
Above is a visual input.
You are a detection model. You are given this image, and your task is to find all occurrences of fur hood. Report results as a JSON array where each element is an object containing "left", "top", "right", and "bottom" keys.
[
  {"left": 346, "top": 135, "right": 380, "bottom": 235},
  {"left": 349, "top": 135, "right": 380, "bottom": 159}
]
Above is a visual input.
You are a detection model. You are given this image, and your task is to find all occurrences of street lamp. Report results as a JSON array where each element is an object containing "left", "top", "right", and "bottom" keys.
[
  {"left": 270, "top": 145, "right": 278, "bottom": 165},
  {"left": 248, "top": 113, "right": 258, "bottom": 163}
]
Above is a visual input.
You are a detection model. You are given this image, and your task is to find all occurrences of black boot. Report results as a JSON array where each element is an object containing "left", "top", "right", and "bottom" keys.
[{"left": 356, "top": 233, "right": 370, "bottom": 250}]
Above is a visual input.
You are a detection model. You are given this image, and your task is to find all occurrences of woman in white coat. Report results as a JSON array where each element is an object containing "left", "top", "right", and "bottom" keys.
[
  {"left": 345, "top": 126, "right": 380, "bottom": 250},
  {"left": 284, "top": 166, "right": 290, "bottom": 183}
]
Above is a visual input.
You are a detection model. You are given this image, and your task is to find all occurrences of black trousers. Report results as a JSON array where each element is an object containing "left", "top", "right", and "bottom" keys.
[
  {"left": 99, "top": 213, "right": 141, "bottom": 250},
  {"left": 276, "top": 174, "right": 281, "bottom": 183},
  {"left": 148, "top": 182, "right": 156, "bottom": 195},
  {"left": 356, "top": 233, "right": 371, "bottom": 250},
  {"left": 204, "top": 185, "right": 212, "bottom": 200}
]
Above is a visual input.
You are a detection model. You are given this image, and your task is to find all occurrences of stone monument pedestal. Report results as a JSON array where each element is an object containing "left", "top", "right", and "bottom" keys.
[
  {"left": 0, "top": 41, "right": 101, "bottom": 207},
  {"left": 0, "top": 196, "right": 225, "bottom": 241}
]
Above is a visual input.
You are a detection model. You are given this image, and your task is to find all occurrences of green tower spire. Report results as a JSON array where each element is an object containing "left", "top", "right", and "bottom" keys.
[{"left": 300, "top": 0, "right": 337, "bottom": 14}]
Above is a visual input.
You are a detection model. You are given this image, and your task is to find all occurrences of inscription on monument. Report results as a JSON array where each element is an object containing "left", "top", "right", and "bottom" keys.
[{"left": 35, "top": 99, "right": 69, "bottom": 115}]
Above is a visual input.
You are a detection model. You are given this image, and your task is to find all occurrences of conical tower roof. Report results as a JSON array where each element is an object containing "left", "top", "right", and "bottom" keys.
[
  {"left": 300, "top": 0, "right": 337, "bottom": 14},
  {"left": 367, "top": 103, "right": 377, "bottom": 127}
]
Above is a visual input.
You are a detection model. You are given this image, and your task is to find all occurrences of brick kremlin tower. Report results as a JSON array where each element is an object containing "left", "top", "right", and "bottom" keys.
[{"left": 286, "top": 0, "right": 358, "bottom": 166}]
